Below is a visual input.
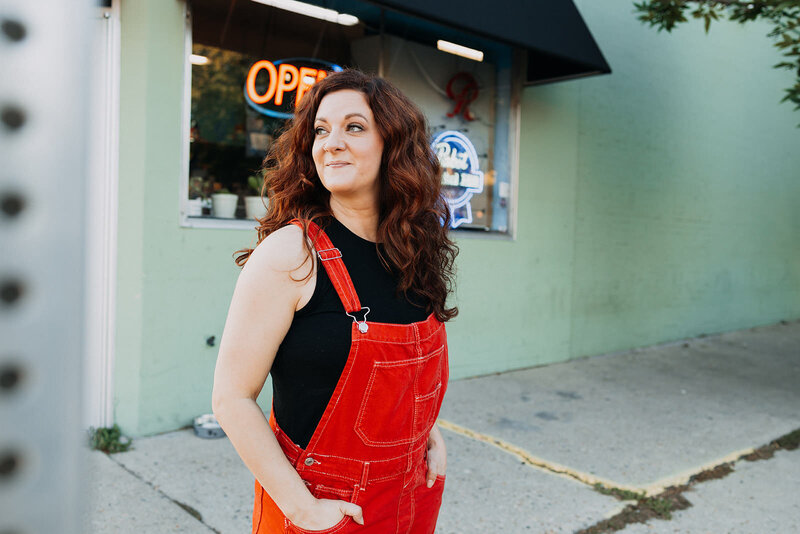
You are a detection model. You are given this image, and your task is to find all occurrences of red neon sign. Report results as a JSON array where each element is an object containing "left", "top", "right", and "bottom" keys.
[{"left": 245, "top": 60, "right": 330, "bottom": 109}]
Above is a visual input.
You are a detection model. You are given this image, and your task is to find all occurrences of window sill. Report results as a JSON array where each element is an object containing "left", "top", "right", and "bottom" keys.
[{"left": 181, "top": 215, "right": 259, "bottom": 231}]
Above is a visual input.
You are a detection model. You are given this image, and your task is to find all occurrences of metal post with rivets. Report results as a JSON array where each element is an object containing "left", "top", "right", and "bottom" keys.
[{"left": 0, "top": 1, "right": 92, "bottom": 532}]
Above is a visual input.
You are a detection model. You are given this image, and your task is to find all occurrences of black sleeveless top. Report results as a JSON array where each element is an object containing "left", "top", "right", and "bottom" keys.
[{"left": 270, "top": 217, "right": 430, "bottom": 448}]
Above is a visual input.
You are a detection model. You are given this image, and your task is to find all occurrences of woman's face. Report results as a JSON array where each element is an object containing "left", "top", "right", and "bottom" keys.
[{"left": 312, "top": 89, "right": 384, "bottom": 204}]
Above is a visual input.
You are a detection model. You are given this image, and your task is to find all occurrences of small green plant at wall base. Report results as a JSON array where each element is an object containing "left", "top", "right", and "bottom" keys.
[{"left": 88, "top": 424, "right": 132, "bottom": 453}]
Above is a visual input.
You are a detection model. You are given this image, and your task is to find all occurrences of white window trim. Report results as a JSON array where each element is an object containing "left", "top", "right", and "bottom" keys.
[
  {"left": 180, "top": 6, "right": 260, "bottom": 231},
  {"left": 179, "top": 2, "right": 193, "bottom": 228},
  {"left": 508, "top": 48, "right": 524, "bottom": 242},
  {"left": 183, "top": 216, "right": 261, "bottom": 230}
]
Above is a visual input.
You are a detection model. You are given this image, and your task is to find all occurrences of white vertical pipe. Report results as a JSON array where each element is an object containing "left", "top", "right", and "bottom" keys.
[{"left": 84, "top": 0, "right": 120, "bottom": 431}]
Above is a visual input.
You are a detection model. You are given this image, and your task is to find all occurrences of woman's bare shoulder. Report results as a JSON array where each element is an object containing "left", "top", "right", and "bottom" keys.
[{"left": 244, "top": 224, "right": 312, "bottom": 278}]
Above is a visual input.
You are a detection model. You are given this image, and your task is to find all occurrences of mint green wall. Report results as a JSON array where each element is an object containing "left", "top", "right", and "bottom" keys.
[
  {"left": 116, "top": 0, "right": 800, "bottom": 436},
  {"left": 568, "top": 0, "right": 800, "bottom": 356},
  {"left": 448, "top": 0, "right": 800, "bottom": 375},
  {"left": 117, "top": 0, "right": 243, "bottom": 435}
]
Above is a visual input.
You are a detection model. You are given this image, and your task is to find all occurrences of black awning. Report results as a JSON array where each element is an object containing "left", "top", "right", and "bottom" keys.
[{"left": 366, "top": 0, "right": 611, "bottom": 84}]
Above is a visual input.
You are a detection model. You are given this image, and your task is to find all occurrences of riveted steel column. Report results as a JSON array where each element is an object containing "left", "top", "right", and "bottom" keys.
[{"left": 0, "top": 1, "right": 92, "bottom": 532}]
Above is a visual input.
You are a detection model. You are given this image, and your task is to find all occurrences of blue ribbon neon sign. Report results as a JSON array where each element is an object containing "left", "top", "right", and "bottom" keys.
[{"left": 432, "top": 130, "right": 484, "bottom": 228}]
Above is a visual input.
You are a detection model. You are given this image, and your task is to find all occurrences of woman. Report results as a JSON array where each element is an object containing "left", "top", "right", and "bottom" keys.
[{"left": 212, "top": 69, "right": 458, "bottom": 534}]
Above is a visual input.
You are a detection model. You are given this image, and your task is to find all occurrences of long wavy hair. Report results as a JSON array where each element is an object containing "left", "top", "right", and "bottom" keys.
[{"left": 235, "top": 69, "right": 458, "bottom": 322}]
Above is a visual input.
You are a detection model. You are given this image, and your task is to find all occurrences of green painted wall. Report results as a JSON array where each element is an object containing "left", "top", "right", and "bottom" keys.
[
  {"left": 569, "top": 0, "right": 800, "bottom": 355},
  {"left": 448, "top": 0, "right": 800, "bottom": 375},
  {"left": 116, "top": 0, "right": 800, "bottom": 436},
  {"left": 117, "top": 0, "right": 244, "bottom": 435}
]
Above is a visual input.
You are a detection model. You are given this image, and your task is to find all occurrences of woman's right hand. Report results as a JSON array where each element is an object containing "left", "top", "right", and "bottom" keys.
[{"left": 288, "top": 498, "right": 364, "bottom": 530}]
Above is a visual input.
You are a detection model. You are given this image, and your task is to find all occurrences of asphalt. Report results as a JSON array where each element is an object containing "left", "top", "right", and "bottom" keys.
[{"left": 83, "top": 318, "right": 800, "bottom": 533}]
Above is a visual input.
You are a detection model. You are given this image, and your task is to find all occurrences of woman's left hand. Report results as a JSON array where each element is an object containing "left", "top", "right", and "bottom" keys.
[{"left": 425, "top": 424, "right": 447, "bottom": 487}]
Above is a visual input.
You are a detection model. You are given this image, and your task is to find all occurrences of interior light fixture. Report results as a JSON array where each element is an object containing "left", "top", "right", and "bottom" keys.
[
  {"left": 190, "top": 54, "right": 210, "bottom": 65},
  {"left": 437, "top": 40, "right": 484, "bottom": 62},
  {"left": 251, "top": 0, "right": 359, "bottom": 26}
]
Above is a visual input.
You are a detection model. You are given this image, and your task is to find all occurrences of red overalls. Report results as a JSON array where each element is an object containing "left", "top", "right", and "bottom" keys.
[{"left": 252, "top": 221, "right": 449, "bottom": 534}]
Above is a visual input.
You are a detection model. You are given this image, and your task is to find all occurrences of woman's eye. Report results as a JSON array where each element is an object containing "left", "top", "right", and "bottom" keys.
[
  {"left": 314, "top": 127, "right": 327, "bottom": 135},
  {"left": 347, "top": 123, "right": 364, "bottom": 132}
]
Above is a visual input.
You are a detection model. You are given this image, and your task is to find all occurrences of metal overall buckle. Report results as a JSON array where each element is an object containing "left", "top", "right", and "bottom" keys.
[
  {"left": 346, "top": 307, "right": 371, "bottom": 334},
  {"left": 316, "top": 247, "right": 342, "bottom": 261}
]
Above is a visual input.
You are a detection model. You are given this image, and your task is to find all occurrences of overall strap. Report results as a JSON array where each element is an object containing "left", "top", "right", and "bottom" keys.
[{"left": 290, "top": 220, "right": 369, "bottom": 329}]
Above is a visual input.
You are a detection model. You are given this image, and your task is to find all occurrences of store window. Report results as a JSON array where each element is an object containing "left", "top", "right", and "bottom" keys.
[{"left": 182, "top": 0, "right": 520, "bottom": 235}]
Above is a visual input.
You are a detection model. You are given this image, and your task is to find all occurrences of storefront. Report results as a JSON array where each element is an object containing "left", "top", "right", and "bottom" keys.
[
  {"left": 88, "top": 0, "right": 611, "bottom": 435},
  {"left": 181, "top": 0, "right": 609, "bottom": 234},
  {"left": 98, "top": 0, "right": 800, "bottom": 438},
  {"left": 91, "top": 0, "right": 613, "bottom": 433}
]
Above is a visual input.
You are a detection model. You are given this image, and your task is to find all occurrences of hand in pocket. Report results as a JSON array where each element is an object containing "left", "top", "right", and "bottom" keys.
[{"left": 289, "top": 498, "right": 364, "bottom": 532}]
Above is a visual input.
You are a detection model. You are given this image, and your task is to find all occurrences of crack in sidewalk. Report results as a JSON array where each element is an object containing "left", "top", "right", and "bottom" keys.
[
  {"left": 438, "top": 419, "right": 800, "bottom": 533},
  {"left": 437, "top": 419, "right": 800, "bottom": 534},
  {"left": 577, "top": 427, "right": 800, "bottom": 533},
  {"left": 437, "top": 418, "right": 643, "bottom": 493},
  {"left": 105, "top": 454, "right": 222, "bottom": 534}
]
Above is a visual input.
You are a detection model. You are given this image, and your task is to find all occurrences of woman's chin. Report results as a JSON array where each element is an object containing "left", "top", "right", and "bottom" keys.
[
  {"left": 323, "top": 181, "right": 378, "bottom": 201},
  {"left": 324, "top": 184, "right": 358, "bottom": 197}
]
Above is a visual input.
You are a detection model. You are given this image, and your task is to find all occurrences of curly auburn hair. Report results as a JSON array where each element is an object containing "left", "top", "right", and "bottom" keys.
[{"left": 235, "top": 69, "right": 458, "bottom": 322}]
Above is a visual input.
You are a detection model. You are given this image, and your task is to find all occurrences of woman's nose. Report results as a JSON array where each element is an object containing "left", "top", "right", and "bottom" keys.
[{"left": 324, "top": 129, "right": 345, "bottom": 152}]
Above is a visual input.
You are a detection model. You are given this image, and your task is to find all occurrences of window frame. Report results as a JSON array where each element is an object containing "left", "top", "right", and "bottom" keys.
[{"left": 178, "top": 1, "right": 522, "bottom": 239}]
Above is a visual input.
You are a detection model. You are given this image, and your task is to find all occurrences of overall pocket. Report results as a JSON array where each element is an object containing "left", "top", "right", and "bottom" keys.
[
  {"left": 355, "top": 346, "right": 444, "bottom": 446},
  {"left": 285, "top": 483, "right": 356, "bottom": 534}
]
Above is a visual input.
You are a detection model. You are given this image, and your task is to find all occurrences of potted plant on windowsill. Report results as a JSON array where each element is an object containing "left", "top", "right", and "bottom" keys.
[
  {"left": 244, "top": 171, "right": 268, "bottom": 220},
  {"left": 187, "top": 175, "right": 211, "bottom": 217},
  {"left": 211, "top": 187, "right": 238, "bottom": 218}
]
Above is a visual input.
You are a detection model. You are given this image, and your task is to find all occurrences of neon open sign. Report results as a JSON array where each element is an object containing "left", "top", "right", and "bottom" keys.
[{"left": 244, "top": 58, "right": 343, "bottom": 119}]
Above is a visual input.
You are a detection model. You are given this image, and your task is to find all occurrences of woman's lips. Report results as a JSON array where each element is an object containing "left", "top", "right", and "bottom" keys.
[{"left": 326, "top": 161, "right": 350, "bottom": 167}]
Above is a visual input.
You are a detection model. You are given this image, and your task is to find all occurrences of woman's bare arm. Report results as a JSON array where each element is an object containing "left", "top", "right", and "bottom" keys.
[{"left": 211, "top": 225, "right": 363, "bottom": 528}]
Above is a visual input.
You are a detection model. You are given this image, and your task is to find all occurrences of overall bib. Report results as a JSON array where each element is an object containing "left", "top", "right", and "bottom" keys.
[{"left": 252, "top": 221, "right": 450, "bottom": 534}]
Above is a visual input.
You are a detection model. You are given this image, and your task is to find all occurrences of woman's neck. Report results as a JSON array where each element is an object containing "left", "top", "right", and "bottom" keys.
[{"left": 329, "top": 196, "right": 379, "bottom": 243}]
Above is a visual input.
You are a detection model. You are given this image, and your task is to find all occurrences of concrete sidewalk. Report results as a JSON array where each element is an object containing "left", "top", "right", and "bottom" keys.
[{"left": 83, "top": 319, "right": 800, "bottom": 533}]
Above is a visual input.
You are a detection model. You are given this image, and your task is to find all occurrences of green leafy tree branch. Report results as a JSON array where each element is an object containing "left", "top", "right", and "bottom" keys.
[{"left": 633, "top": 1, "right": 800, "bottom": 126}]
